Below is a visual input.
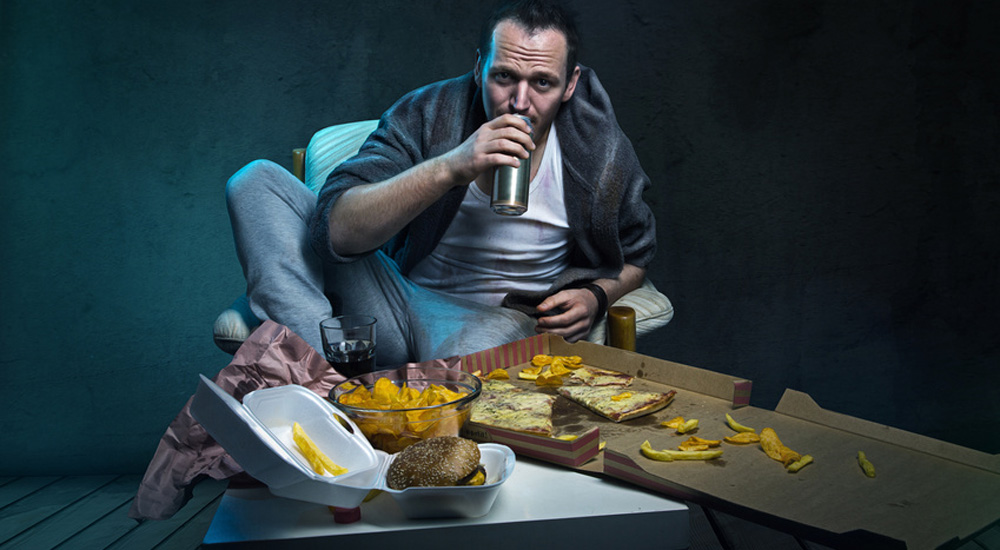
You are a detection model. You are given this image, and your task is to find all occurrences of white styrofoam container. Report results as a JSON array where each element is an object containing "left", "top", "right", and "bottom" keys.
[{"left": 190, "top": 375, "right": 514, "bottom": 518}]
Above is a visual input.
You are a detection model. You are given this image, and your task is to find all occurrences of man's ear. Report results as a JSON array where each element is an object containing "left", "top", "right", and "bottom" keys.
[
  {"left": 561, "top": 64, "right": 582, "bottom": 103},
  {"left": 474, "top": 49, "right": 484, "bottom": 87}
]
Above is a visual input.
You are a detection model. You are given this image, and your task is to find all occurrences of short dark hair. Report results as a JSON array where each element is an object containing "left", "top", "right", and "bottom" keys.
[{"left": 478, "top": 0, "right": 580, "bottom": 79}]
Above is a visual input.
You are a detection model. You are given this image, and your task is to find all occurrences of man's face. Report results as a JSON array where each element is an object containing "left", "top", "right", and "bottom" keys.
[{"left": 475, "top": 20, "right": 580, "bottom": 145}]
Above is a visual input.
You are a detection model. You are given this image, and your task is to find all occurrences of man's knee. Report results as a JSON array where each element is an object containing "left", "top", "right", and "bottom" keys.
[{"left": 225, "top": 159, "right": 290, "bottom": 207}]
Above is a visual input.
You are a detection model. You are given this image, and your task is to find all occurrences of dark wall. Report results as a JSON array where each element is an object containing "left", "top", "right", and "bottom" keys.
[{"left": 1, "top": 0, "right": 997, "bottom": 475}]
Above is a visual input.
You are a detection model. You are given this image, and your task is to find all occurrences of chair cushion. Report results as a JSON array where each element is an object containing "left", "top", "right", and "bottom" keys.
[
  {"left": 585, "top": 278, "right": 674, "bottom": 344},
  {"left": 304, "top": 119, "right": 380, "bottom": 193}
]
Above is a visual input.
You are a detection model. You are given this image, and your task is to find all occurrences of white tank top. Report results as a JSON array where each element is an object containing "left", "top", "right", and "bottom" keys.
[{"left": 409, "top": 123, "right": 571, "bottom": 306}]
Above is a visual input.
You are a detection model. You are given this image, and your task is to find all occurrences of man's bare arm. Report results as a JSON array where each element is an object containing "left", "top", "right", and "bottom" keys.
[
  {"left": 328, "top": 115, "right": 533, "bottom": 256},
  {"left": 535, "top": 263, "right": 647, "bottom": 342}
]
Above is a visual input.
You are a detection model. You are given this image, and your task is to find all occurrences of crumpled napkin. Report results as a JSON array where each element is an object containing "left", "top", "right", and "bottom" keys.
[
  {"left": 129, "top": 320, "right": 459, "bottom": 521},
  {"left": 128, "top": 321, "right": 346, "bottom": 521}
]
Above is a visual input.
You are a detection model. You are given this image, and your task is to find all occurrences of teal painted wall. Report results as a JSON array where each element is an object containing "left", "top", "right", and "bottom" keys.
[{"left": 1, "top": 0, "right": 997, "bottom": 475}]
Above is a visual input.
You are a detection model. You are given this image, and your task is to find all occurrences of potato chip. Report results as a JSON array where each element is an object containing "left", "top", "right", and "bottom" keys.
[
  {"left": 535, "top": 370, "right": 563, "bottom": 386},
  {"left": 486, "top": 368, "right": 509, "bottom": 380},
  {"left": 676, "top": 419, "right": 699, "bottom": 434},
  {"left": 760, "top": 427, "right": 801, "bottom": 466},
  {"left": 661, "top": 416, "right": 685, "bottom": 429},
  {"left": 519, "top": 365, "right": 542, "bottom": 380},
  {"left": 531, "top": 354, "right": 553, "bottom": 366}
]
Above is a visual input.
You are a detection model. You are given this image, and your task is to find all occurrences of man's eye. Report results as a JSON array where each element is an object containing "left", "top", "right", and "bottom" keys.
[
  {"left": 536, "top": 79, "right": 550, "bottom": 88},
  {"left": 495, "top": 72, "right": 511, "bottom": 81}
]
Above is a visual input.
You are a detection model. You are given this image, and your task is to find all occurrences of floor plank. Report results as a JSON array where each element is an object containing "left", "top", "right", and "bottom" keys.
[
  {"left": 0, "top": 477, "right": 61, "bottom": 510},
  {"left": 705, "top": 507, "right": 806, "bottom": 550},
  {"left": 0, "top": 476, "right": 115, "bottom": 545},
  {"left": 152, "top": 492, "right": 226, "bottom": 550},
  {"left": 687, "top": 502, "right": 725, "bottom": 550},
  {"left": 1, "top": 475, "right": 138, "bottom": 550},
  {"left": 100, "top": 479, "right": 227, "bottom": 550},
  {"left": 974, "top": 524, "right": 1000, "bottom": 550}
]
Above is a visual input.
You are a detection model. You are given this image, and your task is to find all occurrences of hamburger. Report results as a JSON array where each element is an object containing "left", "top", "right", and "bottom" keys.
[{"left": 386, "top": 436, "right": 486, "bottom": 490}]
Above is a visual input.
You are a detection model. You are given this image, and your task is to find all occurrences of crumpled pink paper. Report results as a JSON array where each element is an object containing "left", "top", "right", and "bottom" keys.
[{"left": 128, "top": 320, "right": 457, "bottom": 521}]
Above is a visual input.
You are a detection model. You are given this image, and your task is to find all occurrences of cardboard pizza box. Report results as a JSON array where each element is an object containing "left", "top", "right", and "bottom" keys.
[{"left": 458, "top": 333, "right": 1000, "bottom": 549}]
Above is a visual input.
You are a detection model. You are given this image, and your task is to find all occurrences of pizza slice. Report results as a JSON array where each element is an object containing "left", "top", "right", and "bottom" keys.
[
  {"left": 470, "top": 380, "right": 557, "bottom": 436},
  {"left": 557, "top": 385, "right": 676, "bottom": 423},
  {"left": 566, "top": 365, "right": 635, "bottom": 387}
]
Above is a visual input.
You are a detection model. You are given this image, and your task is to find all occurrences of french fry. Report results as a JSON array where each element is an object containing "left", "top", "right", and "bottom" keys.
[
  {"left": 858, "top": 451, "right": 876, "bottom": 478},
  {"left": 723, "top": 432, "right": 761, "bottom": 444},
  {"left": 726, "top": 413, "right": 756, "bottom": 433},
  {"left": 787, "top": 454, "right": 813, "bottom": 473},
  {"left": 293, "top": 422, "right": 349, "bottom": 476},
  {"left": 676, "top": 418, "right": 699, "bottom": 434},
  {"left": 641, "top": 440, "right": 723, "bottom": 461}
]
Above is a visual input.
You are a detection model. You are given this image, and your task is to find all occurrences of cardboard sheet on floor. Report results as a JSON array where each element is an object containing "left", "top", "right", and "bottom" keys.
[{"left": 458, "top": 334, "right": 1000, "bottom": 550}]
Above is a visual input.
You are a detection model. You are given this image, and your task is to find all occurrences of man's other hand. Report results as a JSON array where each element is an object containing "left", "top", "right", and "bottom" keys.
[{"left": 534, "top": 287, "right": 601, "bottom": 343}]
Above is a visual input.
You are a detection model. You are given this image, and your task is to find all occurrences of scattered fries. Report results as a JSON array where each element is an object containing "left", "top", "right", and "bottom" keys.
[
  {"left": 679, "top": 436, "right": 721, "bottom": 451},
  {"left": 726, "top": 413, "right": 756, "bottom": 433},
  {"left": 660, "top": 416, "right": 699, "bottom": 434},
  {"left": 641, "top": 440, "right": 723, "bottom": 462},
  {"left": 292, "top": 422, "right": 349, "bottom": 476},
  {"left": 858, "top": 451, "right": 876, "bottom": 478},
  {"left": 723, "top": 432, "right": 761, "bottom": 444},
  {"left": 787, "top": 454, "right": 814, "bottom": 473}
]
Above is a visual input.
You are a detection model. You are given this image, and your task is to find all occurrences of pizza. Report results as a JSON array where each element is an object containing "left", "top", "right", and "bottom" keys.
[
  {"left": 557, "top": 385, "right": 676, "bottom": 423},
  {"left": 470, "top": 379, "right": 557, "bottom": 436},
  {"left": 566, "top": 365, "right": 635, "bottom": 387}
]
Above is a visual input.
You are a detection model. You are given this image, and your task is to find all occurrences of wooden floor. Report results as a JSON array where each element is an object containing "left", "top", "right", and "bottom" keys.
[{"left": 1, "top": 475, "right": 997, "bottom": 549}]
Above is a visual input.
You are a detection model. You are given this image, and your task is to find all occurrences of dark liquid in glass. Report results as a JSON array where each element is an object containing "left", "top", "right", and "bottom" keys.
[{"left": 324, "top": 339, "right": 376, "bottom": 378}]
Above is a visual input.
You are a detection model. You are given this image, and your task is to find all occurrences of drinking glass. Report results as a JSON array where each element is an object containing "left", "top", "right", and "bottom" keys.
[{"left": 320, "top": 315, "right": 377, "bottom": 378}]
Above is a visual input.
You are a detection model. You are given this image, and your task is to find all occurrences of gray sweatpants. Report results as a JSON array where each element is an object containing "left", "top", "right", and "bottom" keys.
[{"left": 225, "top": 160, "right": 537, "bottom": 367}]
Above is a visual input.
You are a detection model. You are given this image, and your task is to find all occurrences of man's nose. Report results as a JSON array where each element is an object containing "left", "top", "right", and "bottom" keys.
[{"left": 510, "top": 81, "right": 530, "bottom": 112}]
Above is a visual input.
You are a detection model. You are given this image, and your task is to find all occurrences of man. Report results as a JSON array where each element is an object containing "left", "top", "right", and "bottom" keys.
[{"left": 226, "top": 0, "right": 655, "bottom": 366}]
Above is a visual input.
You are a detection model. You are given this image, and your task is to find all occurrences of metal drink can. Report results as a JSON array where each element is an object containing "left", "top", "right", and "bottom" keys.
[{"left": 490, "top": 115, "right": 532, "bottom": 216}]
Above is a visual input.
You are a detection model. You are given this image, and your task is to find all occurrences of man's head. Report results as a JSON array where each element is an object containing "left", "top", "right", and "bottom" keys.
[
  {"left": 474, "top": 0, "right": 582, "bottom": 144},
  {"left": 478, "top": 0, "right": 579, "bottom": 79}
]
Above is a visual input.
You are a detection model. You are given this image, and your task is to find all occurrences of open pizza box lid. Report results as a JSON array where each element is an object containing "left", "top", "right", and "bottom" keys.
[{"left": 190, "top": 374, "right": 515, "bottom": 517}]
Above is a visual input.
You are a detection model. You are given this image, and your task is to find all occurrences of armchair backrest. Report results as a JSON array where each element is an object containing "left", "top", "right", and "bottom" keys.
[{"left": 303, "top": 119, "right": 380, "bottom": 194}]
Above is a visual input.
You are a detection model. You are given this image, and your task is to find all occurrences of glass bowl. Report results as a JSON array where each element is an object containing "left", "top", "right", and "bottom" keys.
[{"left": 329, "top": 366, "right": 482, "bottom": 454}]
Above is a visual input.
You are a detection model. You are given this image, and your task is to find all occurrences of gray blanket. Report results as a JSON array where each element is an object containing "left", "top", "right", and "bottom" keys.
[{"left": 310, "top": 65, "right": 656, "bottom": 313}]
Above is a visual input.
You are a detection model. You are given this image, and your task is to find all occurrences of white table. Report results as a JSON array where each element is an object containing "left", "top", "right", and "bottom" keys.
[{"left": 202, "top": 458, "right": 689, "bottom": 549}]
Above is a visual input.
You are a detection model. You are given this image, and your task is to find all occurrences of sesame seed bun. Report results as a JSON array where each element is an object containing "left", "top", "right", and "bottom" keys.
[{"left": 386, "top": 436, "right": 482, "bottom": 490}]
